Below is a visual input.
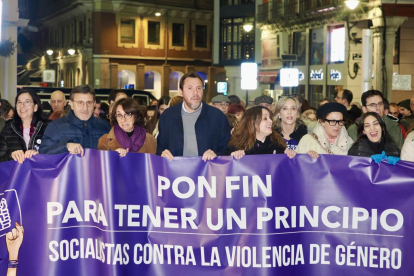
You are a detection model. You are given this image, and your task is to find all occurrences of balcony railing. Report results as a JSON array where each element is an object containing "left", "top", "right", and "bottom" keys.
[{"left": 258, "top": 0, "right": 340, "bottom": 23}]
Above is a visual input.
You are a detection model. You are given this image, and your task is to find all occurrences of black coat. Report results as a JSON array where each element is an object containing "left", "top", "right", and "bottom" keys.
[
  {"left": 157, "top": 102, "right": 231, "bottom": 156},
  {"left": 0, "top": 120, "right": 48, "bottom": 162},
  {"left": 227, "top": 136, "right": 285, "bottom": 156},
  {"left": 348, "top": 139, "right": 400, "bottom": 158}
]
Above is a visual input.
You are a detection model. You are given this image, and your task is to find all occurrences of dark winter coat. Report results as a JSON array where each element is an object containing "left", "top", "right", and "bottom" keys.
[
  {"left": 39, "top": 110, "right": 110, "bottom": 154},
  {"left": 348, "top": 138, "right": 400, "bottom": 158},
  {"left": 0, "top": 120, "right": 48, "bottom": 162},
  {"left": 157, "top": 102, "right": 231, "bottom": 156}
]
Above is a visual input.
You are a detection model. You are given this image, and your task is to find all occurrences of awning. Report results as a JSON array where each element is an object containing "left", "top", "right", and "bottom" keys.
[{"left": 258, "top": 70, "right": 279, "bottom": 84}]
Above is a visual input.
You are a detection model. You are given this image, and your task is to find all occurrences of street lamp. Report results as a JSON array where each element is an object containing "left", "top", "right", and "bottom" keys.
[
  {"left": 243, "top": 23, "right": 253, "bottom": 32},
  {"left": 46, "top": 49, "right": 54, "bottom": 55},
  {"left": 68, "top": 48, "right": 76, "bottom": 55},
  {"left": 345, "top": 0, "right": 360, "bottom": 10}
]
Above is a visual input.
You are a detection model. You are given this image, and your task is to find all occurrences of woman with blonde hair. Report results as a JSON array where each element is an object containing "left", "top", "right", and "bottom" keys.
[
  {"left": 228, "top": 106, "right": 296, "bottom": 159},
  {"left": 273, "top": 97, "right": 307, "bottom": 150}
]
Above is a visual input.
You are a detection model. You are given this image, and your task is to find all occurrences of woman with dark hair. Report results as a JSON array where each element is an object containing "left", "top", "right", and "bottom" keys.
[
  {"left": 146, "top": 96, "right": 171, "bottom": 138},
  {"left": 274, "top": 97, "right": 307, "bottom": 150},
  {"left": 227, "top": 103, "right": 246, "bottom": 121},
  {"left": 228, "top": 106, "right": 296, "bottom": 159},
  {"left": 348, "top": 112, "right": 400, "bottom": 162},
  {"left": 0, "top": 99, "right": 14, "bottom": 130},
  {"left": 296, "top": 102, "right": 353, "bottom": 158},
  {"left": 98, "top": 98, "right": 156, "bottom": 156},
  {"left": 0, "top": 89, "right": 47, "bottom": 163}
]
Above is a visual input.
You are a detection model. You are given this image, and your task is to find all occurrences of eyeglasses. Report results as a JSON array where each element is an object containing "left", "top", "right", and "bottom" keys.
[
  {"left": 325, "top": 119, "right": 345, "bottom": 126},
  {"left": 51, "top": 100, "right": 64, "bottom": 104},
  {"left": 16, "top": 100, "right": 33, "bottom": 107},
  {"left": 365, "top": 102, "right": 383, "bottom": 109},
  {"left": 116, "top": 113, "right": 133, "bottom": 121},
  {"left": 73, "top": 100, "right": 94, "bottom": 107},
  {"left": 213, "top": 102, "right": 229, "bottom": 107}
]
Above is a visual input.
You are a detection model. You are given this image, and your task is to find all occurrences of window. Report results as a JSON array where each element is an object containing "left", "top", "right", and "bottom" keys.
[
  {"left": 220, "top": 18, "right": 255, "bottom": 62},
  {"left": 145, "top": 71, "right": 155, "bottom": 90},
  {"left": 293, "top": 31, "right": 307, "bottom": 65},
  {"left": 310, "top": 28, "right": 324, "bottom": 65},
  {"left": 330, "top": 27, "right": 345, "bottom": 63},
  {"left": 121, "top": 19, "right": 135, "bottom": 43},
  {"left": 195, "top": 25, "right": 208, "bottom": 48},
  {"left": 172, "top": 23, "right": 185, "bottom": 46},
  {"left": 220, "top": 0, "right": 254, "bottom": 6},
  {"left": 78, "top": 21, "right": 83, "bottom": 43},
  {"left": 148, "top": 21, "right": 160, "bottom": 45}
]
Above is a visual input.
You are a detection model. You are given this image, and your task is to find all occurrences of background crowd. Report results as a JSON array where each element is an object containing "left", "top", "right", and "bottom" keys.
[{"left": 0, "top": 72, "right": 413, "bottom": 165}]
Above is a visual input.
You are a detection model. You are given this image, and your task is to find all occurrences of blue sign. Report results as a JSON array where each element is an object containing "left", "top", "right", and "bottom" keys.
[
  {"left": 217, "top": 82, "right": 227, "bottom": 94},
  {"left": 310, "top": 69, "right": 324, "bottom": 81}
]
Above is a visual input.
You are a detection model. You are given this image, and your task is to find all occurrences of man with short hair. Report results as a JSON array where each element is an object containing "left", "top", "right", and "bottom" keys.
[
  {"left": 40, "top": 85, "right": 110, "bottom": 155},
  {"left": 336, "top": 89, "right": 361, "bottom": 127},
  {"left": 347, "top": 90, "right": 403, "bottom": 148},
  {"left": 211, "top": 95, "right": 230, "bottom": 114},
  {"left": 94, "top": 99, "right": 101, "bottom": 118},
  {"left": 399, "top": 98, "right": 414, "bottom": 131},
  {"left": 388, "top": 103, "right": 400, "bottom": 120},
  {"left": 335, "top": 89, "right": 353, "bottom": 107},
  {"left": 108, "top": 89, "right": 128, "bottom": 115},
  {"left": 254, "top": 95, "right": 274, "bottom": 112},
  {"left": 48, "top": 90, "right": 67, "bottom": 120},
  {"left": 157, "top": 72, "right": 231, "bottom": 161},
  {"left": 228, "top": 95, "right": 241, "bottom": 105}
]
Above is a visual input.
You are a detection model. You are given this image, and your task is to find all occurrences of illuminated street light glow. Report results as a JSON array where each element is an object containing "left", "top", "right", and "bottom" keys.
[
  {"left": 345, "top": 0, "right": 359, "bottom": 10},
  {"left": 155, "top": 12, "right": 161, "bottom": 17},
  {"left": 68, "top": 49, "right": 76, "bottom": 55},
  {"left": 46, "top": 49, "right": 54, "bottom": 55},
  {"left": 243, "top": 23, "right": 253, "bottom": 32}
]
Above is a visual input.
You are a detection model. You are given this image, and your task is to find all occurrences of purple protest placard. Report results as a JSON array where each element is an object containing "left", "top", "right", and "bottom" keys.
[{"left": 1, "top": 150, "right": 414, "bottom": 275}]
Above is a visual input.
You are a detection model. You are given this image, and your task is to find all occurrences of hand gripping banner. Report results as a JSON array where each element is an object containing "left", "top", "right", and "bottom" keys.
[{"left": 1, "top": 149, "right": 414, "bottom": 276}]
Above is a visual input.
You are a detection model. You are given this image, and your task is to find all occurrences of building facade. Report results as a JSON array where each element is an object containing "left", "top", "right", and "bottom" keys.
[
  {"left": 213, "top": 0, "right": 266, "bottom": 103},
  {"left": 30, "top": 0, "right": 225, "bottom": 100},
  {"left": 257, "top": 0, "right": 414, "bottom": 107}
]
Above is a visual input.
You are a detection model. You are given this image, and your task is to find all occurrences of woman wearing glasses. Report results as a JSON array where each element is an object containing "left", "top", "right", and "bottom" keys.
[
  {"left": 296, "top": 102, "right": 353, "bottom": 158},
  {"left": 274, "top": 97, "right": 307, "bottom": 151},
  {"left": 0, "top": 89, "right": 47, "bottom": 163},
  {"left": 98, "top": 98, "right": 156, "bottom": 156},
  {"left": 348, "top": 112, "right": 400, "bottom": 159}
]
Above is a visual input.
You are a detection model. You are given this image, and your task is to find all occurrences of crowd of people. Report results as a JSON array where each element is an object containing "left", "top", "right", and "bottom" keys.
[
  {"left": 0, "top": 72, "right": 413, "bottom": 165},
  {"left": 1, "top": 72, "right": 414, "bottom": 274}
]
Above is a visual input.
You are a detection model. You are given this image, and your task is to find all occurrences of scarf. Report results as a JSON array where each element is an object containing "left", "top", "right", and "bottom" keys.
[
  {"left": 19, "top": 124, "right": 35, "bottom": 136},
  {"left": 113, "top": 124, "right": 146, "bottom": 152},
  {"left": 366, "top": 136, "right": 386, "bottom": 155}
]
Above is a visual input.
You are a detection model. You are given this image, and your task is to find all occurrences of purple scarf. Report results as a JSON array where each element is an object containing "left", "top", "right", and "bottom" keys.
[{"left": 113, "top": 124, "right": 146, "bottom": 152}]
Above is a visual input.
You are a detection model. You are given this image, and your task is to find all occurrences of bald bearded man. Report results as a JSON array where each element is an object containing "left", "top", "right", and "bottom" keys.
[{"left": 48, "top": 90, "right": 67, "bottom": 120}]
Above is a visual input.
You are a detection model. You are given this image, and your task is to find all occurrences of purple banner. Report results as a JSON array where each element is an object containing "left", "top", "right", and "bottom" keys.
[{"left": 1, "top": 150, "right": 414, "bottom": 275}]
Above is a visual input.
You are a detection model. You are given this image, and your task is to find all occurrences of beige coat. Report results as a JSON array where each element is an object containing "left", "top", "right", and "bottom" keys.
[
  {"left": 97, "top": 128, "right": 157, "bottom": 154},
  {"left": 296, "top": 121, "right": 354, "bottom": 155},
  {"left": 401, "top": 131, "right": 414, "bottom": 162}
]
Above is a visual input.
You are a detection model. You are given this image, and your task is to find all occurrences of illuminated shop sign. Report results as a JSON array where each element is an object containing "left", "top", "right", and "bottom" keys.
[
  {"left": 280, "top": 68, "right": 299, "bottom": 87},
  {"left": 299, "top": 71, "right": 305, "bottom": 81},
  {"left": 330, "top": 70, "right": 342, "bottom": 82},
  {"left": 310, "top": 69, "right": 324, "bottom": 81}
]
